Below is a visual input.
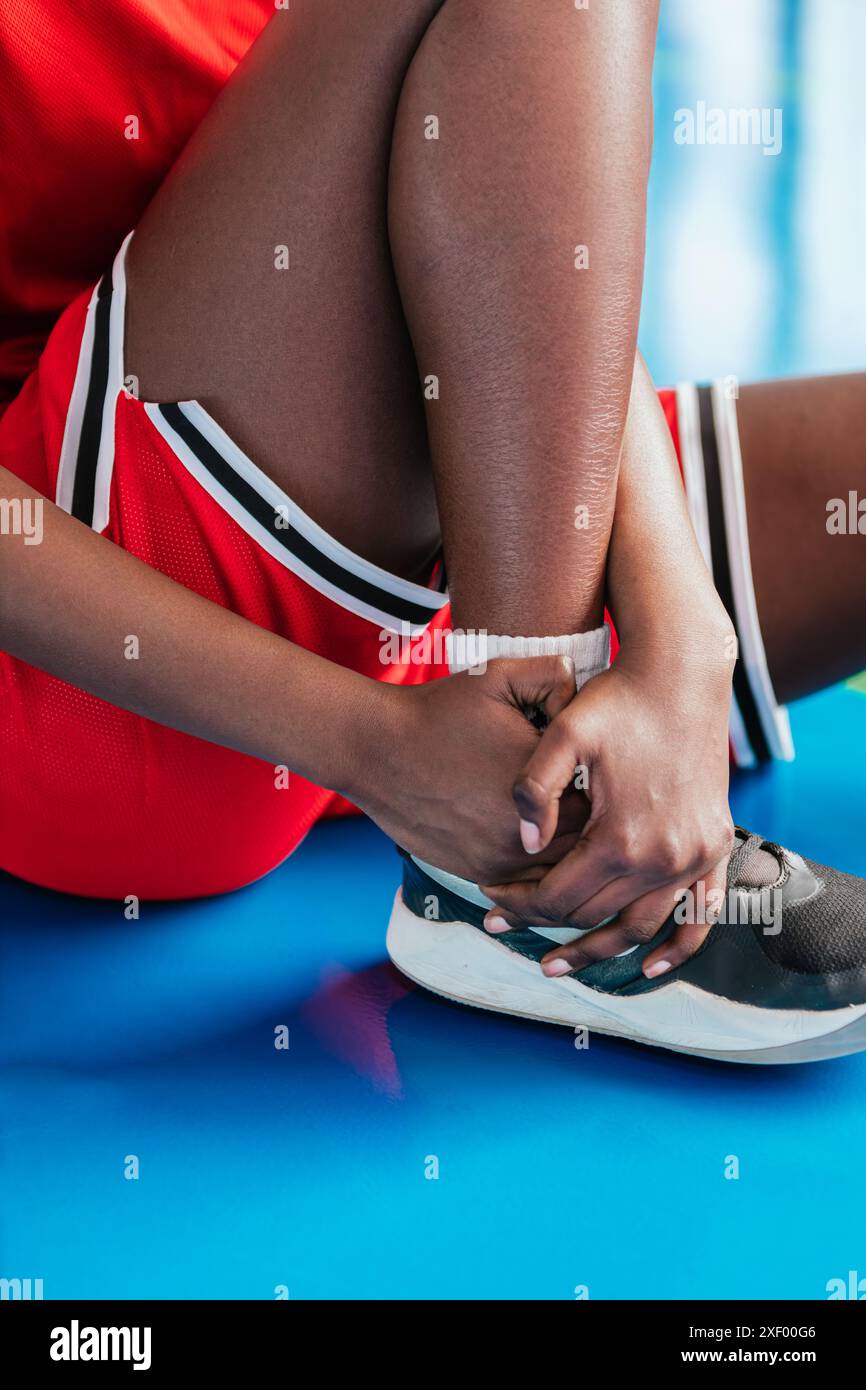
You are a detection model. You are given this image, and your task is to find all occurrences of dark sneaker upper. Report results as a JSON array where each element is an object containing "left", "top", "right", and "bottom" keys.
[{"left": 399, "top": 830, "right": 866, "bottom": 1012}]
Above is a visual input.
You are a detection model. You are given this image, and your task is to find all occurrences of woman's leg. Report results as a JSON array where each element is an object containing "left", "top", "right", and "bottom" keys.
[
  {"left": 126, "top": 2, "right": 444, "bottom": 581},
  {"left": 387, "top": 0, "right": 655, "bottom": 635},
  {"left": 125, "top": 3, "right": 861, "bottom": 712},
  {"left": 737, "top": 374, "right": 866, "bottom": 702},
  {"left": 126, "top": 0, "right": 656, "bottom": 635}
]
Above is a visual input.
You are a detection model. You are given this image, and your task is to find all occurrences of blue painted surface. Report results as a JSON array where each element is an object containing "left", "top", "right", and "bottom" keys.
[
  {"left": 2, "top": 0, "right": 865, "bottom": 1299},
  {"left": 3, "top": 684, "right": 866, "bottom": 1301}
]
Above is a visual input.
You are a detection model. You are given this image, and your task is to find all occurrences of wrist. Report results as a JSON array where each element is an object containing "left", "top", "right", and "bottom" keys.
[
  {"left": 617, "top": 594, "right": 735, "bottom": 684},
  {"left": 269, "top": 656, "right": 396, "bottom": 802},
  {"left": 333, "top": 675, "right": 410, "bottom": 807}
]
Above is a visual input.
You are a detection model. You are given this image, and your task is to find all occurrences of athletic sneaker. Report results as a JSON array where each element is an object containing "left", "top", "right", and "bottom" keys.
[{"left": 386, "top": 830, "right": 866, "bottom": 1064}]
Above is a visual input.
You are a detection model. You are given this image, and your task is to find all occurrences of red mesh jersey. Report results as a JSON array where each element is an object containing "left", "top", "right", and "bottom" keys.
[
  {"left": 0, "top": 0, "right": 274, "bottom": 412},
  {"left": 0, "top": 231, "right": 772, "bottom": 898},
  {"left": 0, "top": 239, "right": 452, "bottom": 899},
  {"left": 0, "top": 9, "right": 785, "bottom": 899}
]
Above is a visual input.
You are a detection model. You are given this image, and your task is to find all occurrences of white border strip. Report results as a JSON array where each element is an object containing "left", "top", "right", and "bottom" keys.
[
  {"left": 712, "top": 382, "right": 795, "bottom": 762},
  {"left": 180, "top": 400, "right": 447, "bottom": 618},
  {"left": 111, "top": 231, "right": 447, "bottom": 633},
  {"left": 145, "top": 402, "right": 444, "bottom": 635},
  {"left": 675, "top": 383, "right": 713, "bottom": 572},
  {"left": 91, "top": 231, "right": 134, "bottom": 533},
  {"left": 55, "top": 284, "right": 99, "bottom": 514},
  {"left": 675, "top": 383, "right": 756, "bottom": 770}
]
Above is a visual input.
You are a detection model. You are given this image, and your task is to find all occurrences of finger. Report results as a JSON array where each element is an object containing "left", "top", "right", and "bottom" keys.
[
  {"left": 538, "top": 658, "right": 580, "bottom": 722},
  {"left": 500, "top": 655, "right": 578, "bottom": 726},
  {"left": 481, "top": 829, "right": 618, "bottom": 923},
  {"left": 557, "top": 863, "right": 667, "bottom": 935},
  {"left": 532, "top": 830, "right": 583, "bottom": 870},
  {"left": 508, "top": 795, "right": 588, "bottom": 872},
  {"left": 539, "top": 882, "right": 686, "bottom": 976},
  {"left": 642, "top": 856, "right": 729, "bottom": 980},
  {"left": 509, "top": 799, "right": 588, "bottom": 869},
  {"left": 565, "top": 829, "right": 723, "bottom": 931},
  {"left": 552, "top": 790, "right": 591, "bottom": 839},
  {"left": 511, "top": 709, "right": 596, "bottom": 855},
  {"left": 484, "top": 821, "right": 587, "bottom": 890},
  {"left": 482, "top": 908, "right": 522, "bottom": 935},
  {"left": 533, "top": 809, "right": 591, "bottom": 867},
  {"left": 483, "top": 905, "right": 597, "bottom": 946}
]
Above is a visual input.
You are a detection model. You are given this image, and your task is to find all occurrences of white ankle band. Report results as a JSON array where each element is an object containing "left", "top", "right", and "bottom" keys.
[{"left": 446, "top": 624, "right": 610, "bottom": 690}]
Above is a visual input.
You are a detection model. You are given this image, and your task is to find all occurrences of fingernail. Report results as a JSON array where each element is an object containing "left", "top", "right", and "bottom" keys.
[
  {"left": 519, "top": 818, "right": 542, "bottom": 853},
  {"left": 644, "top": 959, "right": 673, "bottom": 979},
  {"left": 484, "top": 914, "right": 511, "bottom": 935},
  {"left": 542, "top": 959, "right": 572, "bottom": 977}
]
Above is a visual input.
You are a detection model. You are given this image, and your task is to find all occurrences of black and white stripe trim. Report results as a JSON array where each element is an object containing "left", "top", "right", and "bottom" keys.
[
  {"left": 710, "top": 380, "right": 794, "bottom": 761},
  {"left": 55, "top": 232, "right": 448, "bottom": 634},
  {"left": 675, "top": 381, "right": 794, "bottom": 766},
  {"left": 56, "top": 232, "right": 132, "bottom": 533},
  {"left": 146, "top": 399, "right": 450, "bottom": 633}
]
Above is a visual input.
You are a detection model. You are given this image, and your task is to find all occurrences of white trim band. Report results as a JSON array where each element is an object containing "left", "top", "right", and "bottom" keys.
[
  {"left": 711, "top": 381, "right": 795, "bottom": 762},
  {"left": 446, "top": 624, "right": 611, "bottom": 688}
]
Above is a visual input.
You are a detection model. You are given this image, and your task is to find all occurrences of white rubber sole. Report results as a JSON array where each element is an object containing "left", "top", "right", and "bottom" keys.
[{"left": 386, "top": 890, "right": 866, "bottom": 1065}]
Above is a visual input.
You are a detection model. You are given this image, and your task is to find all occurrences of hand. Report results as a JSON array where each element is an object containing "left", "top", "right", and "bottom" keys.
[
  {"left": 478, "top": 635, "right": 735, "bottom": 979},
  {"left": 352, "top": 656, "right": 588, "bottom": 886}
]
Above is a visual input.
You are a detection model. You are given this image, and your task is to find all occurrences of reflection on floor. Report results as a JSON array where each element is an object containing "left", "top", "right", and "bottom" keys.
[{"left": 2, "top": 682, "right": 865, "bottom": 1298}]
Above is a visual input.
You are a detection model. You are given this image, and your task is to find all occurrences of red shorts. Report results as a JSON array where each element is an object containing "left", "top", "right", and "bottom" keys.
[{"left": 0, "top": 237, "right": 791, "bottom": 900}]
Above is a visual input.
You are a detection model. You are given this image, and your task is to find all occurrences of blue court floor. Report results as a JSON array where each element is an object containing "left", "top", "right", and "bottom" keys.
[
  {"left": 2, "top": 683, "right": 866, "bottom": 1301},
  {"left": 2, "top": 0, "right": 865, "bottom": 1300}
]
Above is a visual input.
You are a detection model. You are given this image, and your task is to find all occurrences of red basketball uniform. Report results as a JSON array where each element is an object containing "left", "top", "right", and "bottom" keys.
[
  {"left": 0, "top": 234, "right": 794, "bottom": 899},
  {"left": 0, "top": 4, "right": 792, "bottom": 901},
  {"left": 0, "top": 0, "right": 274, "bottom": 414}
]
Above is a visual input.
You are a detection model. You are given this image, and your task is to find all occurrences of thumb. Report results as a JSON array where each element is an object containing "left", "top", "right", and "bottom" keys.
[
  {"left": 512, "top": 703, "right": 595, "bottom": 855},
  {"left": 498, "top": 654, "right": 578, "bottom": 728}
]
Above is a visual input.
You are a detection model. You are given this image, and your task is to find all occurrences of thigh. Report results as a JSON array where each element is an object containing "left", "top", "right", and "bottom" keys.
[
  {"left": 125, "top": 1, "right": 444, "bottom": 578},
  {"left": 737, "top": 374, "right": 866, "bottom": 701}
]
